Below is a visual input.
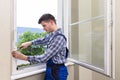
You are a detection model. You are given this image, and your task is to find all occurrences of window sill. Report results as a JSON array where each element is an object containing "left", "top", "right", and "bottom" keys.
[
  {"left": 11, "top": 68, "right": 46, "bottom": 80},
  {"left": 11, "top": 61, "right": 74, "bottom": 80}
]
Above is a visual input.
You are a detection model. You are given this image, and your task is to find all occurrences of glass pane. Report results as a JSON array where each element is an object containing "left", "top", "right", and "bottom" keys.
[
  {"left": 71, "top": 0, "right": 104, "bottom": 23},
  {"left": 16, "top": 0, "right": 58, "bottom": 70},
  {"left": 69, "top": 18, "right": 104, "bottom": 69}
]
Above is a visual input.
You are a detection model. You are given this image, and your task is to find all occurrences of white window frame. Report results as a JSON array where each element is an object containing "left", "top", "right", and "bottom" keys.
[
  {"left": 11, "top": 0, "right": 64, "bottom": 79},
  {"left": 63, "top": 0, "right": 114, "bottom": 77}
]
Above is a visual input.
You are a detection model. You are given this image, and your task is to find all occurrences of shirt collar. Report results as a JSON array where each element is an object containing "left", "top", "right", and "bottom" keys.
[{"left": 51, "top": 28, "right": 62, "bottom": 35}]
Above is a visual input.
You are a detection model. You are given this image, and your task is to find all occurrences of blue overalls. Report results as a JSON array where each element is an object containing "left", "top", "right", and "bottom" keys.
[
  {"left": 44, "top": 34, "right": 69, "bottom": 80},
  {"left": 44, "top": 59, "right": 68, "bottom": 80}
]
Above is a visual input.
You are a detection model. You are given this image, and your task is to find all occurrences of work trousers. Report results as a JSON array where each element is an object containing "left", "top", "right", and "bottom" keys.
[{"left": 44, "top": 64, "right": 68, "bottom": 80}]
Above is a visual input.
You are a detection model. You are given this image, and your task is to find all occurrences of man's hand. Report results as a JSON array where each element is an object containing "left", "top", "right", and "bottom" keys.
[
  {"left": 19, "top": 41, "right": 32, "bottom": 49},
  {"left": 11, "top": 51, "right": 28, "bottom": 61}
]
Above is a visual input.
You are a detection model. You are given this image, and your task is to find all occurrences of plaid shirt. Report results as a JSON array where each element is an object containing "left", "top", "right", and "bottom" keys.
[{"left": 28, "top": 28, "right": 67, "bottom": 64}]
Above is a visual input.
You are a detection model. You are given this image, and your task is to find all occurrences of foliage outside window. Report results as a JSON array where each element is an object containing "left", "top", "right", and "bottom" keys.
[{"left": 17, "top": 31, "right": 47, "bottom": 69}]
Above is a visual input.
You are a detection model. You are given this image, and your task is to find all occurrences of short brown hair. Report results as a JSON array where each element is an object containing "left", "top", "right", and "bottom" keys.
[{"left": 38, "top": 13, "right": 56, "bottom": 24}]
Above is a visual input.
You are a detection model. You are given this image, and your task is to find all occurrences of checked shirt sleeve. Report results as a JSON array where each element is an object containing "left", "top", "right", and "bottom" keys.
[
  {"left": 31, "top": 34, "right": 50, "bottom": 45},
  {"left": 28, "top": 35, "right": 66, "bottom": 63}
]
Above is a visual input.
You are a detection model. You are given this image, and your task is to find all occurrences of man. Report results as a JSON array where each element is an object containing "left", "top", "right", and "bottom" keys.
[{"left": 12, "top": 13, "right": 68, "bottom": 80}]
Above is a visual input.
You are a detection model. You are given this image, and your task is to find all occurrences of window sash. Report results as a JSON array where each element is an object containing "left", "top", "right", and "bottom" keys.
[{"left": 63, "top": 0, "right": 113, "bottom": 76}]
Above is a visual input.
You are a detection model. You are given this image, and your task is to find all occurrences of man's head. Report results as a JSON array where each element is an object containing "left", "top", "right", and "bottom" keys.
[{"left": 38, "top": 13, "right": 57, "bottom": 33}]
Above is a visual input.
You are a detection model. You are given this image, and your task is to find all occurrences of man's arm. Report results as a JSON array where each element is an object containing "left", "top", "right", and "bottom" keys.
[
  {"left": 11, "top": 35, "right": 66, "bottom": 63},
  {"left": 27, "top": 35, "right": 66, "bottom": 63},
  {"left": 19, "top": 34, "right": 49, "bottom": 49},
  {"left": 12, "top": 51, "right": 28, "bottom": 61},
  {"left": 20, "top": 41, "right": 32, "bottom": 49},
  {"left": 32, "top": 34, "right": 49, "bottom": 45}
]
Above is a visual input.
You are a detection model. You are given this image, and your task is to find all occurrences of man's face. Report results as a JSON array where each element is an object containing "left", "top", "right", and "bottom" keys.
[{"left": 41, "top": 21, "right": 53, "bottom": 33}]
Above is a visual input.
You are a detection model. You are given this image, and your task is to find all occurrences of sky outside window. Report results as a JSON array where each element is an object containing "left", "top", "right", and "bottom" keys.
[{"left": 17, "top": 0, "right": 58, "bottom": 28}]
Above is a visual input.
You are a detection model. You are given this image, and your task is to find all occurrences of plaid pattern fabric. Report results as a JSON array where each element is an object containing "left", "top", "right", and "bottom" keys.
[{"left": 28, "top": 28, "right": 67, "bottom": 64}]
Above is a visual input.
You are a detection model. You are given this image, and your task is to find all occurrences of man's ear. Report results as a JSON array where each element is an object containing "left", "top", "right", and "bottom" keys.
[{"left": 49, "top": 20, "right": 54, "bottom": 25}]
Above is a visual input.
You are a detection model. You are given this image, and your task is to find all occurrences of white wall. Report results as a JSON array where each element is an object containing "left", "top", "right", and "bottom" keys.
[{"left": 0, "top": 0, "right": 12, "bottom": 79}]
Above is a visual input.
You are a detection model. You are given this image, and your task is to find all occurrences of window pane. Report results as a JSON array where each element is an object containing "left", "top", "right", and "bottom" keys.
[
  {"left": 16, "top": 0, "right": 58, "bottom": 70},
  {"left": 71, "top": 0, "right": 104, "bottom": 23},
  {"left": 69, "top": 18, "right": 104, "bottom": 69}
]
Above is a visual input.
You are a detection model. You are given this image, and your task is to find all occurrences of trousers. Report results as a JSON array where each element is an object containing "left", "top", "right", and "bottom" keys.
[{"left": 44, "top": 60, "right": 68, "bottom": 80}]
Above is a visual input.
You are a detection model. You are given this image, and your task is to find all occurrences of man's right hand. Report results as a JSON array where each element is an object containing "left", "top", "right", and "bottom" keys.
[
  {"left": 19, "top": 41, "right": 32, "bottom": 49},
  {"left": 12, "top": 50, "right": 28, "bottom": 60}
]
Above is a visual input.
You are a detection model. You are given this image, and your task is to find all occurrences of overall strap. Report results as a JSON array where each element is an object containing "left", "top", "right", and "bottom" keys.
[
  {"left": 54, "top": 33, "right": 67, "bottom": 41},
  {"left": 53, "top": 33, "right": 69, "bottom": 58},
  {"left": 47, "top": 33, "right": 69, "bottom": 65}
]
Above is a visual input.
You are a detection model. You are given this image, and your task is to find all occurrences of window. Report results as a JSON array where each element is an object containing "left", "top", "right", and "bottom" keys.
[
  {"left": 12, "top": 0, "right": 62, "bottom": 75},
  {"left": 63, "top": 0, "right": 113, "bottom": 76}
]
